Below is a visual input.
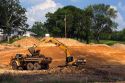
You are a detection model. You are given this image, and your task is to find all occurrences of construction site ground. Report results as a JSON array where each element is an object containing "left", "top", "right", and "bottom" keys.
[{"left": 0, "top": 37, "right": 125, "bottom": 82}]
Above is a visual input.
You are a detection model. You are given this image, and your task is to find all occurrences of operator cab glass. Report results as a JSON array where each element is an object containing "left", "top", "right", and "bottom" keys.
[{"left": 66, "top": 56, "right": 73, "bottom": 63}]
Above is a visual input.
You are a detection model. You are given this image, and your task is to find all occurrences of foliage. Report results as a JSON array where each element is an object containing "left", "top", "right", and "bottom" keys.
[
  {"left": 30, "top": 22, "right": 48, "bottom": 37},
  {"left": 44, "top": 6, "right": 83, "bottom": 38},
  {"left": 44, "top": 4, "right": 118, "bottom": 44},
  {"left": 81, "top": 6, "right": 93, "bottom": 43},
  {"left": 0, "top": 36, "right": 25, "bottom": 44},
  {"left": 95, "top": 40, "right": 118, "bottom": 45},
  {"left": 0, "top": 0, "right": 28, "bottom": 35},
  {"left": 111, "top": 29, "right": 125, "bottom": 41},
  {"left": 89, "top": 4, "right": 117, "bottom": 43}
]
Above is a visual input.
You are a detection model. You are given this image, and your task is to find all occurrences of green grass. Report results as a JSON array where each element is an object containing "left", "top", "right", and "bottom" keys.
[
  {"left": 73, "top": 38, "right": 125, "bottom": 45},
  {"left": 99, "top": 40, "right": 125, "bottom": 45},
  {"left": 91, "top": 40, "right": 125, "bottom": 45},
  {"left": 0, "top": 36, "right": 26, "bottom": 44},
  {"left": 0, "top": 73, "right": 20, "bottom": 83}
]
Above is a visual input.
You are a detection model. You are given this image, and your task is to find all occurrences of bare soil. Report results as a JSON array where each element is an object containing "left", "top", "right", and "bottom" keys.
[{"left": 0, "top": 37, "right": 125, "bottom": 82}]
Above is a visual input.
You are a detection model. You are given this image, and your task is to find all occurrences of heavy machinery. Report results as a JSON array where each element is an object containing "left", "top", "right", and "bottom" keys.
[
  {"left": 41, "top": 37, "right": 86, "bottom": 67},
  {"left": 10, "top": 37, "right": 86, "bottom": 70},
  {"left": 10, "top": 46, "right": 52, "bottom": 70}
]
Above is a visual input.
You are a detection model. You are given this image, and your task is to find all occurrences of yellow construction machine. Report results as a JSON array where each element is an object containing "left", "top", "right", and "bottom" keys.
[
  {"left": 10, "top": 45, "right": 52, "bottom": 70},
  {"left": 41, "top": 37, "right": 86, "bottom": 67}
]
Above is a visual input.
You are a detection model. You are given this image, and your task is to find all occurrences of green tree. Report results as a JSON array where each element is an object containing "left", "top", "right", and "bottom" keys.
[
  {"left": 44, "top": 5, "right": 118, "bottom": 44},
  {"left": 30, "top": 22, "right": 48, "bottom": 37},
  {"left": 91, "top": 4, "right": 117, "bottom": 43},
  {"left": 81, "top": 6, "right": 93, "bottom": 44},
  {"left": 111, "top": 28, "right": 125, "bottom": 41},
  {"left": 45, "top": 6, "right": 83, "bottom": 38},
  {"left": 0, "top": 0, "right": 27, "bottom": 42}
]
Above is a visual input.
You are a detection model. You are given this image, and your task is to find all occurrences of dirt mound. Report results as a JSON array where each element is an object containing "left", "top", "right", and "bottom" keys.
[
  {"left": 88, "top": 44, "right": 111, "bottom": 49},
  {"left": 39, "top": 38, "right": 85, "bottom": 47},
  {"left": 112, "top": 43, "right": 125, "bottom": 50},
  {"left": 56, "top": 38, "right": 85, "bottom": 46},
  {"left": 78, "top": 45, "right": 125, "bottom": 65},
  {"left": 13, "top": 37, "right": 85, "bottom": 47},
  {"left": 1, "top": 38, "right": 125, "bottom": 82},
  {"left": 0, "top": 38, "right": 85, "bottom": 67},
  {"left": 13, "top": 37, "right": 40, "bottom": 47},
  {"left": 0, "top": 48, "right": 28, "bottom": 65},
  {"left": 1, "top": 37, "right": 125, "bottom": 69},
  {"left": 0, "top": 44, "right": 5, "bottom": 50},
  {"left": 1, "top": 44, "right": 125, "bottom": 67},
  {"left": 0, "top": 44, "right": 17, "bottom": 51}
]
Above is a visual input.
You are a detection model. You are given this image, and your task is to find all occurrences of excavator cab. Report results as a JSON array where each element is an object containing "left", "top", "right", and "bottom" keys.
[
  {"left": 66, "top": 56, "right": 73, "bottom": 63},
  {"left": 28, "top": 47, "right": 35, "bottom": 55},
  {"left": 28, "top": 47, "right": 40, "bottom": 56}
]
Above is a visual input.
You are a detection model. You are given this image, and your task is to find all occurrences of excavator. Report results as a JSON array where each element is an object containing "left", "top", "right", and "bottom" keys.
[{"left": 41, "top": 37, "right": 86, "bottom": 67}]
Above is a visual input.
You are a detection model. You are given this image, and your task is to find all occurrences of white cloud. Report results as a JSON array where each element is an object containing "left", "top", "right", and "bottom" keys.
[
  {"left": 114, "top": 12, "right": 125, "bottom": 30},
  {"left": 25, "top": 0, "right": 63, "bottom": 26},
  {"left": 111, "top": 6, "right": 125, "bottom": 30},
  {"left": 110, "top": 6, "right": 117, "bottom": 11}
]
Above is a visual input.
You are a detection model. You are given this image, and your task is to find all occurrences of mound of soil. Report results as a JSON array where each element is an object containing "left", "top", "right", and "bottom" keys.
[
  {"left": 0, "top": 44, "right": 5, "bottom": 50},
  {"left": 1, "top": 38, "right": 125, "bottom": 82},
  {"left": 13, "top": 37, "right": 85, "bottom": 47},
  {"left": 0, "top": 48, "right": 28, "bottom": 65},
  {"left": 13, "top": 37, "right": 40, "bottom": 47},
  {"left": 39, "top": 38, "right": 85, "bottom": 47},
  {"left": 1, "top": 37, "right": 125, "bottom": 69},
  {"left": 56, "top": 38, "right": 85, "bottom": 46},
  {"left": 112, "top": 43, "right": 125, "bottom": 50},
  {"left": 0, "top": 44, "right": 17, "bottom": 51}
]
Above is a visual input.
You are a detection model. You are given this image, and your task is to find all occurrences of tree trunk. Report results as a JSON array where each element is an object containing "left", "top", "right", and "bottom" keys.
[
  {"left": 95, "top": 33, "right": 100, "bottom": 43},
  {"left": 7, "top": 36, "right": 10, "bottom": 43},
  {"left": 76, "top": 34, "right": 79, "bottom": 40},
  {"left": 86, "top": 38, "right": 89, "bottom": 44},
  {"left": 96, "top": 36, "right": 100, "bottom": 43},
  {"left": 86, "top": 32, "right": 90, "bottom": 44}
]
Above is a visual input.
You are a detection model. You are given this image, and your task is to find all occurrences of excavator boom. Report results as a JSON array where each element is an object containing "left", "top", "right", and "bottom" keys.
[
  {"left": 41, "top": 37, "right": 73, "bottom": 65},
  {"left": 41, "top": 37, "right": 86, "bottom": 67}
]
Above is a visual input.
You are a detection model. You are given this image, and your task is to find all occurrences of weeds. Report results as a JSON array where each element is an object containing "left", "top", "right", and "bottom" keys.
[
  {"left": 0, "top": 69, "right": 125, "bottom": 83},
  {"left": 0, "top": 73, "right": 20, "bottom": 83}
]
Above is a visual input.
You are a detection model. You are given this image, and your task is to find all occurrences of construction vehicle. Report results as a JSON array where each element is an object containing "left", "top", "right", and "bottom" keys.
[
  {"left": 41, "top": 37, "right": 86, "bottom": 67},
  {"left": 10, "top": 46, "right": 52, "bottom": 70}
]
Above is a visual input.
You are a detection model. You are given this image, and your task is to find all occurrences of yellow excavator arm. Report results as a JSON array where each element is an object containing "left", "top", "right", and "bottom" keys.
[{"left": 41, "top": 37, "right": 74, "bottom": 65}]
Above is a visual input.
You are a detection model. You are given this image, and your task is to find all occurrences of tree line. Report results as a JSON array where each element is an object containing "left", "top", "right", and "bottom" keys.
[
  {"left": 99, "top": 29, "right": 125, "bottom": 41},
  {"left": 31, "top": 4, "right": 118, "bottom": 44},
  {"left": 0, "top": 0, "right": 124, "bottom": 44}
]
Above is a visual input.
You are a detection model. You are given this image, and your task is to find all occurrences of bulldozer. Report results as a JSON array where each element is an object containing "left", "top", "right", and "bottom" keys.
[
  {"left": 10, "top": 46, "right": 52, "bottom": 70},
  {"left": 41, "top": 37, "right": 86, "bottom": 67}
]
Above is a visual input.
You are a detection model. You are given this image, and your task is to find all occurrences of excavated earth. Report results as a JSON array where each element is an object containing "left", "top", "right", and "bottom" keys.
[{"left": 0, "top": 37, "right": 125, "bottom": 82}]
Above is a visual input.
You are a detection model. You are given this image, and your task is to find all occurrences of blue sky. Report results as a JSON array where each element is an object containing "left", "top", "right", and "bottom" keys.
[{"left": 20, "top": 0, "right": 125, "bottom": 30}]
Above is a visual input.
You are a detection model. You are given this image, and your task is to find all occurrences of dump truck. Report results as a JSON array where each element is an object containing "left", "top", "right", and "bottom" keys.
[{"left": 10, "top": 46, "right": 52, "bottom": 70}]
